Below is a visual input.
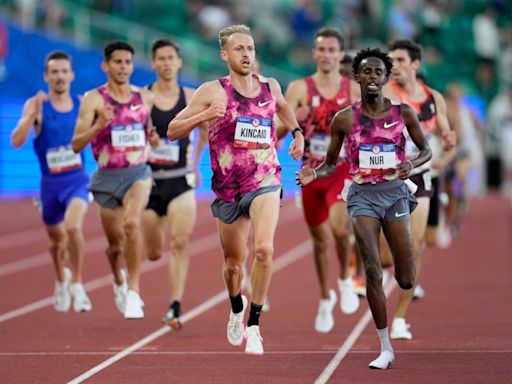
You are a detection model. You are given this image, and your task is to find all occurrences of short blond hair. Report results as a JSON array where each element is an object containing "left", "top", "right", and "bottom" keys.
[{"left": 218, "top": 24, "right": 252, "bottom": 50}]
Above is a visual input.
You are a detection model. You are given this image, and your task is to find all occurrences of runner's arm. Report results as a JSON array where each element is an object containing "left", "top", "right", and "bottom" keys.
[
  {"left": 72, "top": 91, "right": 110, "bottom": 153},
  {"left": 168, "top": 82, "right": 225, "bottom": 141},
  {"left": 11, "top": 91, "right": 46, "bottom": 147}
]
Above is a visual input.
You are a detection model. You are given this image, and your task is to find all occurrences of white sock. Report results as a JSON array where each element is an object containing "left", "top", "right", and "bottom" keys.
[
  {"left": 339, "top": 276, "right": 353, "bottom": 285},
  {"left": 376, "top": 327, "right": 393, "bottom": 352}
]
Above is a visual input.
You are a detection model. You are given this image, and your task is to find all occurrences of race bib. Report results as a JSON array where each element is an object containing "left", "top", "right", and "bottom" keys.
[
  {"left": 310, "top": 133, "right": 330, "bottom": 158},
  {"left": 234, "top": 116, "right": 272, "bottom": 149},
  {"left": 111, "top": 123, "right": 145, "bottom": 150},
  {"left": 147, "top": 139, "right": 180, "bottom": 165},
  {"left": 359, "top": 143, "right": 396, "bottom": 175},
  {"left": 46, "top": 145, "right": 82, "bottom": 174}
]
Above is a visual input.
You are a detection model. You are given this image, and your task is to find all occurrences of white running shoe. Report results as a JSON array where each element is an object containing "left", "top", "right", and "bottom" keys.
[
  {"left": 245, "top": 325, "right": 264, "bottom": 355},
  {"left": 70, "top": 282, "right": 92, "bottom": 312},
  {"left": 390, "top": 317, "right": 412, "bottom": 340},
  {"left": 369, "top": 350, "right": 395, "bottom": 369},
  {"left": 124, "top": 290, "right": 144, "bottom": 319},
  {"left": 413, "top": 284, "right": 425, "bottom": 300},
  {"left": 315, "top": 289, "right": 337, "bottom": 333},
  {"left": 112, "top": 269, "right": 128, "bottom": 314},
  {"left": 338, "top": 277, "right": 360, "bottom": 314},
  {"left": 227, "top": 295, "right": 248, "bottom": 346},
  {"left": 53, "top": 267, "right": 71, "bottom": 312}
]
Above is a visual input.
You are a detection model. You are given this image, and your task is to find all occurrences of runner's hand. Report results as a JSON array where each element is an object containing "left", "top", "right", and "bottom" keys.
[
  {"left": 203, "top": 101, "right": 226, "bottom": 122},
  {"left": 296, "top": 165, "right": 315, "bottom": 186},
  {"left": 289, "top": 132, "right": 304, "bottom": 160}
]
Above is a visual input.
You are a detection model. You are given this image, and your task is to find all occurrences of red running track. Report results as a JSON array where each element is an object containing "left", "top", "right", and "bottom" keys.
[{"left": 0, "top": 194, "right": 511, "bottom": 383}]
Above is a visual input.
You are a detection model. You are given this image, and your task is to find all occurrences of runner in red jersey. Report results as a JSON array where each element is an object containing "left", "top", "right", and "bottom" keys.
[{"left": 278, "top": 28, "right": 361, "bottom": 333}]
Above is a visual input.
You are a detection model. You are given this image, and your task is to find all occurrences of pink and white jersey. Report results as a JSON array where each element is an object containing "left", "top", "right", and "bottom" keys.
[
  {"left": 345, "top": 100, "right": 407, "bottom": 184},
  {"left": 91, "top": 85, "right": 149, "bottom": 169},
  {"left": 208, "top": 75, "right": 281, "bottom": 202}
]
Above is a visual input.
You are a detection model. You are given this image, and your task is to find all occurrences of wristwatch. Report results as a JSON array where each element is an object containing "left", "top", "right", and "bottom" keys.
[{"left": 291, "top": 127, "right": 304, "bottom": 138}]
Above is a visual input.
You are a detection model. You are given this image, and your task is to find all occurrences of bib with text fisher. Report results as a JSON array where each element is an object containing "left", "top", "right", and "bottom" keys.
[
  {"left": 46, "top": 145, "right": 83, "bottom": 174},
  {"left": 234, "top": 116, "right": 272, "bottom": 149},
  {"left": 111, "top": 123, "right": 145, "bottom": 151},
  {"left": 147, "top": 139, "right": 180, "bottom": 165},
  {"left": 359, "top": 143, "right": 396, "bottom": 175}
]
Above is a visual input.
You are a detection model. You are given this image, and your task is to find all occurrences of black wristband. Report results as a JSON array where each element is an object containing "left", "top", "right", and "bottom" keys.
[{"left": 291, "top": 127, "right": 303, "bottom": 138}]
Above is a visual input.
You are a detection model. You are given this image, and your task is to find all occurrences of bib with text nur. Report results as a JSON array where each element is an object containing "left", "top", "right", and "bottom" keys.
[
  {"left": 111, "top": 123, "right": 145, "bottom": 150},
  {"left": 46, "top": 145, "right": 83, "bottom": 174},
  {"left": 234, "top": 116, "right": 272, "bottom": 149},
  {"left": 147, "top": 139, "right": 180, "bottom": 165},
  {"left": 358, "top": 143, "right": 396, "bottom": 175}
]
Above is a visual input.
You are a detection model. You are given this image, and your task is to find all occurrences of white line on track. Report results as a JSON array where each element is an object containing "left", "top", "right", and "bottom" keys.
[
  {"left": 314, "top": 279, "right": 398, "bottom": 384},
  {"left": 3, "top": 349, "right": 512, "bottom": 357},
  {"left": 67, "top": 240, "right": 311, "bottom": 384},
  {"left": 0, "top": 199, "right": 301, "bottom": 276},
  {"left": 0, "top": 204, "right": 301, "bottom": 322}
]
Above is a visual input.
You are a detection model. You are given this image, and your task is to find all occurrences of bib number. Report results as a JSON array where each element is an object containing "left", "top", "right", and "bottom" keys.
[
  {"left": 46, "top": 146, "right": 82, "bottom": 174},
  {"left": 234, "top": 116, "right": 272, "bottom": 149},
  {"left": 310, "top": 134, "right": 329, "bottom": 158},
  {"left": 358, "top": 144, "right": 396, "bottom": 175},
  {"left": 111, "top": 123, "right": 145, "bottom": 150},
  {"left": 148, "top": 139, "right": 180, "bottom": 165}
]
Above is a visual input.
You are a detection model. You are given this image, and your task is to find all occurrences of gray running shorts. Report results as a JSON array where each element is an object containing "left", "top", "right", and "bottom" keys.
[
  {"left": 90, "top": 164, "right": 152, "bottom": 209},
  {"left": 211, "top": 185, "right": 281, "bottom": 224},
  {"left": 347, "top": 179, "right": 417, "bottom": 223}
]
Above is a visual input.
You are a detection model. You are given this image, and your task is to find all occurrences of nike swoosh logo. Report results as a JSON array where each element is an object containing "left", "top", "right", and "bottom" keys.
[
  {"left": 258, "top": 101, "right": 272, "bottom": 107},
  {"left": 383, "top": 121, "right": 400, "bottom": 129},
  {"left": 130, "top": 104, "right": 142, "bottom": 111},
  {"left": 395, "top": 211, "right": 408, "bottom": 218},
  {"left": 337, "top": 98, "right": 347, "bottom": 105}
]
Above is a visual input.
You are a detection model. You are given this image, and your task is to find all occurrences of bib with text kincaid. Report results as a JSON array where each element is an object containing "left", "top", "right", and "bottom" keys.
[
  {"left": 45, "top": 145, "right": 83, "bottom": 174},
  {"left": 147, "top": 139, "right": 180, "bottom": 165},
  {"left": 234, "top": 116, "right": 272, "bottom": 149},
  {"left": 111, "top": 123, "right": 146, "bottom": 150},
  {"left": 358, "top": 143, "right": 397, "bottom": 176}
]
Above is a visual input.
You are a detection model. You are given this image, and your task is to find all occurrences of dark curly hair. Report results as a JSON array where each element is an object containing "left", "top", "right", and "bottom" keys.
[{"left": 352, "top": 48, "right": 393, "bottom": 77}]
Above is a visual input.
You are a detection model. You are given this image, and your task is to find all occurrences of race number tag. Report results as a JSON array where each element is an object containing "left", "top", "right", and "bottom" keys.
[
  {"left": 310, "top": 133, "right": 330, "bottom": 158},
  {"left": 234, "top": 116, "right": 272, "bottom": 149},
  {"left": 111, "top": 123, "right": 145, "bottom": 150},
  {"left": 359, "top": 143, "right": 396, "bottom": 174},
  {"left": 147, "top": 139, "right": 180, "bottom": 165},
  {"left": 46, "top": 145, "right": 82, "bottom": 174}
]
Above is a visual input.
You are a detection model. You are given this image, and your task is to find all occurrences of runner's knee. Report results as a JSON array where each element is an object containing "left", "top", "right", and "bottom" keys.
[
  {"left": 253, "top": 243, "right": 273, "bottom": 265},
  {"left": 171, "top": 234, "right": 189, "bottom": 256},
  {"left": 395, "top": 268, "right": 415, "bottom": 290}
]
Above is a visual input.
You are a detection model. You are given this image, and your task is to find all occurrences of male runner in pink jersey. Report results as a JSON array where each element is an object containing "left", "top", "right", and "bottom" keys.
[
  {"left": 279, "top": 27, "right": 361, "bottom": 333},
  {"left": 298, "top": 48, "right": 431, "bottom": 369},
  {"left": 168, "top": 24, "right": 304, "bottom": 355},
  {"left": 72, "top": 41, "right": 158, "bottom": 319}
]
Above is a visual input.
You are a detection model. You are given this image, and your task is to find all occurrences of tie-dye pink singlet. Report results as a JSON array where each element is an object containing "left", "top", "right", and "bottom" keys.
[
  {"left": 208, "top": 75, "right": 281, "bottom": 202},
  {"left": 91, "top": 85, "right": 149, "bottom": 169},
  {"left": 344, "top": 100, "right": 407, "bottom": 184}
]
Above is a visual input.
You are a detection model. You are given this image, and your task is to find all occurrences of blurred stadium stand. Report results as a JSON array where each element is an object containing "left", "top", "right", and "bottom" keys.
[{"left": 0, "top": 0, "right": 509, "bottom": 197}]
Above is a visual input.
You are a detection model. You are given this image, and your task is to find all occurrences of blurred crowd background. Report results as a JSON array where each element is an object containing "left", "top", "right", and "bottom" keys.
[{"left": 0, "top": 0, "right": 511, "bottom": 200}]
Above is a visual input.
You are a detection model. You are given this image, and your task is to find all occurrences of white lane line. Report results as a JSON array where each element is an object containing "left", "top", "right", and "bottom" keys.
[
  {"left": 0, "top": 227, "right": 46, "bottom": 251},
  {"left": 3, "top": 349, "right": 512, "bottom": 356},
  {"left": 0, "top": 233, "right": 219, "bottom": 323},
  {"left": 67, "top": 240, "right": 311, "bottom": 384},
  {"left": 0, "top": 237, "right": 106, "bottom": 277},
  {"left": 314, "top": 279, "right": 398, "bottom": 384},
  {"left": 0, "top": 205, "right": 301, "bottom": 321},
  {"left": 0, "top": 199, "right": 301, "bottom": 276}
]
